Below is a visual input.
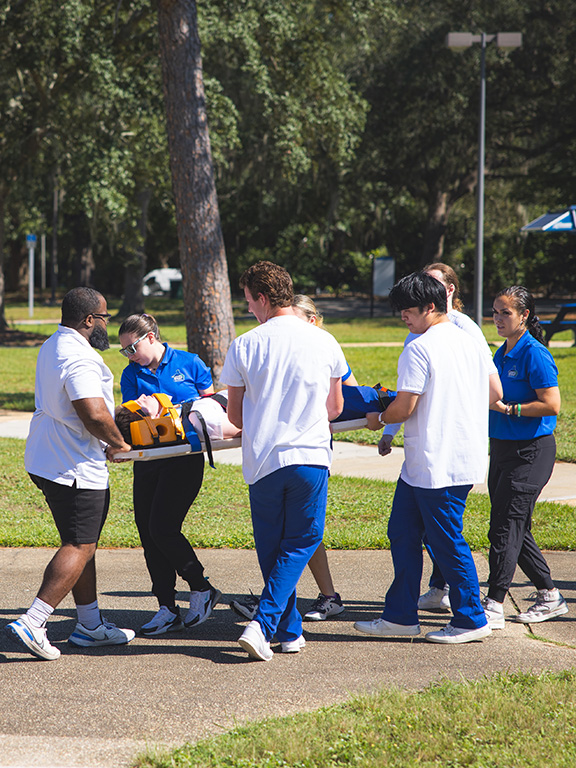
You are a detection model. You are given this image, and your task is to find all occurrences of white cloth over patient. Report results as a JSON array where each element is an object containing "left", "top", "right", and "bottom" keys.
[{"left": 187, "top": 393, "right": 227, "bottom": 441}]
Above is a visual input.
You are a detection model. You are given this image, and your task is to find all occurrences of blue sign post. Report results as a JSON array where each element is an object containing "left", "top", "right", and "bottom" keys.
[{"left": 26, "top": 234, "right": 37, "bottom": 318}]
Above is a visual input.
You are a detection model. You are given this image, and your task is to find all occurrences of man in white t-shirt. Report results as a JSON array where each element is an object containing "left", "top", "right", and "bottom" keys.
[
  {"left": 221, "top": 261, "right": 347, "bottom": 661},
  {"left": 354, "top": 271, "right": 503, "bottom": 644},
  {"left": 5, "top": 288, "right": 134, "bottom": 661}
]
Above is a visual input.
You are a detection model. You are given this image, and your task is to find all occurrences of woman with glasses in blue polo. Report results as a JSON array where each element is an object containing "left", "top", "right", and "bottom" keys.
[{"left": 118, "top": 313, "right": 221, "bottom": 637}]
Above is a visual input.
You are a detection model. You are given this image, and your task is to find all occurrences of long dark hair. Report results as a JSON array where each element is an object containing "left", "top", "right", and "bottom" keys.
[{"left": 495, "top": 286, "right": 545, "bottom": 345}]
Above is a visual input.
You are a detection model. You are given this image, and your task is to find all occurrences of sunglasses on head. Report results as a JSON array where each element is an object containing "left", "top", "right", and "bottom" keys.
[{"left": 119, "top": 332, "right": 149, "bottom": 357}]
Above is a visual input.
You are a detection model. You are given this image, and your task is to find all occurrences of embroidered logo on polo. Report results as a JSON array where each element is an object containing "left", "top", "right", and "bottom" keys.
[
  {"left": 507, "top": 366, "right": 519, "bottom": 378},
  {"left": 172, "top": 369, "right": 185, "bottom": 383}
]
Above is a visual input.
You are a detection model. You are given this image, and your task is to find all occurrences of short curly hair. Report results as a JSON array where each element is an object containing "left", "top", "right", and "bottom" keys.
[{"left": 239, "top": 261, "right": 293, "bottom": 308}]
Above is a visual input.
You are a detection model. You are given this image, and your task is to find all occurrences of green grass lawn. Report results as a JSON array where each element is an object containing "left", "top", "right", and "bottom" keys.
[
  {"left": 134, "top": 670, "right": 576, "bottom": 768},
  {"left": 2, "top": 438, "right": 575, "bottom": 550}
]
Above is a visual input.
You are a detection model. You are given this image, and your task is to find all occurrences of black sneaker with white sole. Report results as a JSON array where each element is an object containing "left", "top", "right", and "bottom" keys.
[{"left": 140, "top": 606, "right": 183, "bottom": 636}]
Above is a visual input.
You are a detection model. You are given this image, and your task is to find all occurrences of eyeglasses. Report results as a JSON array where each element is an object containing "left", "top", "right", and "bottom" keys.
[
  {"left": 90, "top": 312, "right": 112, "bottom": 324},
  {"left": 119, "top": 332, "right": 149, "bottom": 358}
]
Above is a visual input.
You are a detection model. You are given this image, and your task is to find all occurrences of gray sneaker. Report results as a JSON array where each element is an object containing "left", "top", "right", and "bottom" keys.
[
  {"left": 184, "top": 585, "right": 222, "bottom": 627},
  {"left": 5, "top": 615, "right": 61, "bottom": 661},
  {"left": 140, "top": 606, "right": 183, "bottom": 636},
  {"left": 516, "top": 589, "right": 569, "bottom": 624},
  {"left": 304, "top": 592, "right": 345, "bottom": 621},
  {"left": 230, "top": 593, "right": 259, "bottom": 621},
  {"left": 68, "top": 618, "right": 135, "bottom": 647}
]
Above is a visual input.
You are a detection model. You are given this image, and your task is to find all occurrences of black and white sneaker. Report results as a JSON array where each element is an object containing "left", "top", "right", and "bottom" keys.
[
  {"left": 140, "top": 606, "right": 183, "bottom": 636},
  {"left": 230, "top": 593, "right": 260, "bottom": 621},
  {"left": 184, "top": 585, "right": 222, "bottom": 627},
  {"left": 303, "top": 592, "right": 345, "bottom": 621}
]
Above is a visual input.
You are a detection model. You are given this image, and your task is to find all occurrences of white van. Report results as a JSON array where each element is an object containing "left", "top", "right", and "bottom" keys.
[{"left": 142, "top": 268, "right": 182, "bottom": 296}]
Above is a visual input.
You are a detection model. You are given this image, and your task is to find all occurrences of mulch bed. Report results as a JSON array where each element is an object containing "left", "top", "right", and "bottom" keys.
[{"left": 0, "top": 329, "right": 49, "bottom": 347}]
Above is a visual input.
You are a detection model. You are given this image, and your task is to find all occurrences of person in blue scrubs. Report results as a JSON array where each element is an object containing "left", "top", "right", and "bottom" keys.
[
  {"left": 484, "top": 286, "right": 568, "bottom": 628},
  {"left": 118, "top": 313, "right": 221, "bottom": 636}
]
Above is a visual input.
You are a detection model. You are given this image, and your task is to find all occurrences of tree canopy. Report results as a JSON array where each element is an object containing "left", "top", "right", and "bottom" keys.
[{"left": 2, "top": 0, "right": 576, "bottom": 327}]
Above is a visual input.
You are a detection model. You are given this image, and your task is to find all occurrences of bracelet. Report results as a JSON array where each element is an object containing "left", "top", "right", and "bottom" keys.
[
  {"left": 517, "top": 403, "right": 522, "bottom": 418},
  {"left": 378, "top": 411, "right": 386, "bottom": 425},
  {"left": 505, "top": 404, "right": 511, "bottom": 417}
]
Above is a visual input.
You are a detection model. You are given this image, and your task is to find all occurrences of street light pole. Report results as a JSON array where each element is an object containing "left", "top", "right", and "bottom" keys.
[
  {"left": 446, "top": 31, "right": 522, "bottom": 328},
  {"left": 475, "top": 32, "right": 487, "bottom": 329}
]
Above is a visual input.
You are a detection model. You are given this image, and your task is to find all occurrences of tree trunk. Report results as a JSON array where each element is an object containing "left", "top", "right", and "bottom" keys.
[
  {"left": 0, "top": 186, "right": 8, "bottom": 331},
  {"left": 157, "top": 0, "right": 235, "bottom": 386},
  {"left": 116, "top": 187, "right": 151, "bottom": 319},
  {"left": 421, "top": 190, "right": 450, "bottom": 266}
]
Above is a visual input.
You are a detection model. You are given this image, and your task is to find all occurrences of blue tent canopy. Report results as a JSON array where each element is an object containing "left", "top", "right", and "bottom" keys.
[{"left": 521, "top": 206, "right": 576, "bottom": 233}]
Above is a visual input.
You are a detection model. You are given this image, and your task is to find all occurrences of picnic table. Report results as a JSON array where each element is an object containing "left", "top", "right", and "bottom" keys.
[{"left": 540, "top": 303, "right": 576, "bottom": 346}]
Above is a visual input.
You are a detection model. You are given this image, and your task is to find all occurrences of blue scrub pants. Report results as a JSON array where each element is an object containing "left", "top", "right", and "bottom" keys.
[
  {"left": 382, "top": 478, "right": 487, "bottom": 630},
  {"left": 249, "top": 464, "right": 328, "bottom": 643}
]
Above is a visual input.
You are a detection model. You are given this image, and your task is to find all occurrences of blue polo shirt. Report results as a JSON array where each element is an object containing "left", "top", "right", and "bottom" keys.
[
  {"left": 489, "top": 331, "right": 558, "bottom": 441},
  {"left": 120, "top": 343, "right": 213, "bottom": 403}
]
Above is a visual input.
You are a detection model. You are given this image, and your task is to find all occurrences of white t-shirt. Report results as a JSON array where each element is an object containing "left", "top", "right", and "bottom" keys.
[
  {"left": 397, "top": 321, "right": 491, "bottom": 489},
  {"left": 25, "top": 326, "right": 115, "bottom": 490},
  {"left": 220, "top": 315, "right": 348, "bottom": 485},
  {"left": 383, "top": 309, "right": 496, "bottom": 438}
]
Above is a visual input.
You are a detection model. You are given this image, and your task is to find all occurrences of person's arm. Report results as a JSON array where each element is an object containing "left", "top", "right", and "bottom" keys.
[
  {"left": 365, "top": 391, "right": 420, "bottom": 430},
  {"left": 199, "top": 385, "right": 215, "bottom": 396},
  {"left": 72, "top": 397, "right": 132, "bottom": 458},
  {"left": 226, "top": 386, "right": 245, "bottom": 429},
  {"left": 488, "top": 372, "right": 503, "bottom": 406},
  {"left": 491, "top": 386, "right": 560, "bottom": 417},
  {"left": 326, "top": 377, "right": 344, "bottom": 421},
  {"left": 343, "top": 371, "right": 358, "bottom": 386}
]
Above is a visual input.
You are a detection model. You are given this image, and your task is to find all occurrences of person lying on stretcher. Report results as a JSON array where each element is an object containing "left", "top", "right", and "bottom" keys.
[
  {"left": 115, "top": 383, "right": 396, "bottom": 454},
  {"left": 115, "top": 391, "right": 241, "bottom": 455}
]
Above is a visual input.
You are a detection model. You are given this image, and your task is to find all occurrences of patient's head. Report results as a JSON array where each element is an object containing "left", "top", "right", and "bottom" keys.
[{"left": 114, "top": 404, "right": 142, "bottom": 444}]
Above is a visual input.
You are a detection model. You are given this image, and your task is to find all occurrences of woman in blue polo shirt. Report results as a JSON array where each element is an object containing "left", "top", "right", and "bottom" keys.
[
  {"left": 119, "top": 313, "right": 221, "bottom": 636},
  {"left": 483, "top": 286, "right": 567, "bottom": 629}
]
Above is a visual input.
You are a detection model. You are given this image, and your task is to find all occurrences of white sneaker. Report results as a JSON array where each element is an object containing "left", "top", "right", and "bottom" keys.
[
  {"left": 425, "top": 623, "right": 491, "bottom": 644},
  {"left": 354, "top": 618, "right": 420, "bottom": 636},
  {"left": 481, "top": 596, "right": 505, "bottom": 629},
  {"left": 238, "top": 620, "right": 273, "bottom": 661},
  {"left": 418, "top": 586, "right": 451, "bottom": 613},
  {"left": 280, "top": 636, "right": 306, "bottom": 653},
  {"left": 184, "top": 585, "right": 222, "bottom": 628},
  {"left": 516, "top": 589, "right": 569, "bottom": 624},
  {"left": 140, "top": 606, "right": 183, "bottom": 636},
  {"left": 5, "top": 615, "right": 61, "bottom": 661},
  {"left": 68, "top": 619, "right": 135, "bottom": 647}
]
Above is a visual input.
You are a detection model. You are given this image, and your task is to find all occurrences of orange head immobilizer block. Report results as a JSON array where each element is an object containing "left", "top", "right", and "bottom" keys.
[{"left": 122, "top": 393, "right": 187, "bottom": 448}]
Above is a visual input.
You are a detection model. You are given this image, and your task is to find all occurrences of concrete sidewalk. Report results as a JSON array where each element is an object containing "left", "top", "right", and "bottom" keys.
[{"left": 1, "top": 548, "right": 575, "bottom": 768}]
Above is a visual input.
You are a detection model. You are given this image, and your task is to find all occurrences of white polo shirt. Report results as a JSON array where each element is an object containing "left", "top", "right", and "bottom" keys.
[
  {"left": 24, "top": 326, "right": 115, "bottom": 489},
  {"left": 221, "top": 315, "right": 348, "bottom": 485}
]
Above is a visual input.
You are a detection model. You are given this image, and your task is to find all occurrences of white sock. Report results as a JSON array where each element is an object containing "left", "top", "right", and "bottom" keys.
[
  {"left": 76, "top": 600, "right": 101, "bottom": 630},
  {"left": 25, "top": 597, "right": 54, "bottom": 628}
]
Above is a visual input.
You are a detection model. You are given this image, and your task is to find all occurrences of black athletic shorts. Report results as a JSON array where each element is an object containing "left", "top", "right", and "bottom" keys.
[{"left": 29, "top": 473, "right": 110, "bottom": 545}]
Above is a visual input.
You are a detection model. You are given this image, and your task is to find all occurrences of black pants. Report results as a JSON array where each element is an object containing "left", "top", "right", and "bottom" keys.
[
  {"left": 487, "top": 435, "right": 556, "bottom": 603},
  {"left": 133, "top": 452, "right": 207, "bottom": 607}
]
